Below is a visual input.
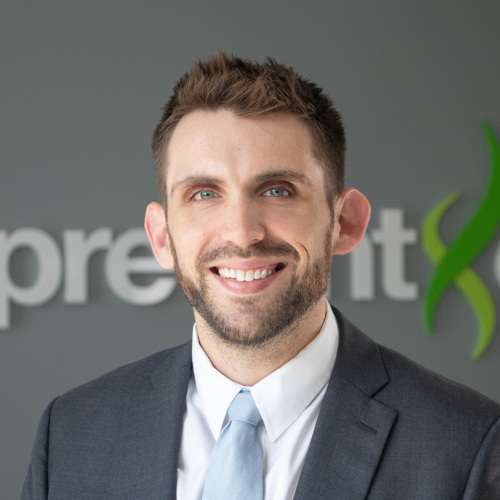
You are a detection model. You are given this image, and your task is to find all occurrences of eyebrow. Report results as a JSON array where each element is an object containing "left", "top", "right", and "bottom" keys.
[
  {"left": 169, "top": 169, "right": 312, "bottom": 197},
  {"left": 169, "top": 175, "right": 222, "bottom": 198},
  {"left": 254, "top": 170, "right": 312, "bottom": 186}
]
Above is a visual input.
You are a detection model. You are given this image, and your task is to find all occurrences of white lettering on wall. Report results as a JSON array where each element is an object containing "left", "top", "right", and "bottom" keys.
[
  {"left": 350, "top": 237, "right": 375, "bottom": 300},
  {"left": 0, "top": 228, "right": 175, "bottom": 329},
  {"left": 0, "top": 229, "right": 63, "bottom": 329},
  {"left": 105, "top": 228, "right": 176, "bottom": 304},
  {"left": 350, "top": 208, "right": 419, "bottom": 300},
  {"left": 64, "top": 229, "right": 112, "bottom": 303}
]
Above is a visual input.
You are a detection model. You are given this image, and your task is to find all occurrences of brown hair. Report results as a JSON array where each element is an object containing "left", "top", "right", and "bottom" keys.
[{"left": 152, "top": 51, "right": 345, "bottom": 207}]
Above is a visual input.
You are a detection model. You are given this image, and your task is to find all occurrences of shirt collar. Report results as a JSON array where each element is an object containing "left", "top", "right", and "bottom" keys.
[{"left": 192, "top": 299, "right": 339, "bottom": 442}]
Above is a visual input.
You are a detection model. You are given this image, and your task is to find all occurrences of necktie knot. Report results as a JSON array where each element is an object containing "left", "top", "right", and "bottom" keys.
[{"left": 227, "top": 390, "right": 262, "bottom": 427}]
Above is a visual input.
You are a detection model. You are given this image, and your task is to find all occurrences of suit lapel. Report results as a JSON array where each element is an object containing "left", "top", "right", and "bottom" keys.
[
  {"left": 147, "top": 342, "right": 193, "bottom": 499},
  {"left": 294, "top": 308, "right": 398, "bottom": 499}
]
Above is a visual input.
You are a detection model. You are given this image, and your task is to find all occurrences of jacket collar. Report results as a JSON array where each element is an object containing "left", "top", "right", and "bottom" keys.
[{"left": 294, "top": 306, "right": 398, "bottom": 499}]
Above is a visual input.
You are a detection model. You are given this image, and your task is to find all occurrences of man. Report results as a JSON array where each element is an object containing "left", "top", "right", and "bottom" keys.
[{"left": 23, "top": 52, "right": 500, "bottom": 499}]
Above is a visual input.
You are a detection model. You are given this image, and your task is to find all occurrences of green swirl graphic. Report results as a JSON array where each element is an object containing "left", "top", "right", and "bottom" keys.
[{"left": 422, "top": 123, "right": 500, "bottom": 359}]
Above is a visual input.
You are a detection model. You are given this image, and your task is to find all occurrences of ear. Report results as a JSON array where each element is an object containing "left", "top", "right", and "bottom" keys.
[
  {"left": 331, "top": 188, "right": 371, "bottom": 256},
  {"left": 145, "top": 202, "right": 175, "bottom": 269}
]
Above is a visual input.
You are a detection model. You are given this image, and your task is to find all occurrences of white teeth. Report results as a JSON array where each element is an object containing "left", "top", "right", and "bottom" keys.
[{"left": 217, "top": 267, "right": 277, "bottom": 280}]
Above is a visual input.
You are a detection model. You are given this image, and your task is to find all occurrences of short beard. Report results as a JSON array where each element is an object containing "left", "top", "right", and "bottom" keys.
[{"left": 169, "top": 234, "right": 333, "bottom": 349}]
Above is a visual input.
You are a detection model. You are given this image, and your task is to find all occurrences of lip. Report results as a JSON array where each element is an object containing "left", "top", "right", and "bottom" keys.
[
  {"left": 210, "top": 262, "right": 287, "bottom": 294},
  {"left": 210, "top": 259, "right": 284, "bottom": 271}
]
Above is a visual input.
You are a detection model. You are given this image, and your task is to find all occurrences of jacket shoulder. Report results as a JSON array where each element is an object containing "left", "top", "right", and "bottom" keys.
[
  {"left": 377, "top": 343, "right": 500, "bottom": 419},
  {"left": 53, "top": 341, "right": 192, "bottom": 411},
  {"left": 23, "top": 342, "right": 193, "bottom": 499},
  {"left": 333, "top": 306, "right": 500, "bottom": 419}
]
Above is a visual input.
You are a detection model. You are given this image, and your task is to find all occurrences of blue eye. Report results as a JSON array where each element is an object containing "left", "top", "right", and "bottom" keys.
[
  {"left": 195, "top": 189, "right": 216, "bottom": 200},
  {"left": 265, "top": 186, "right": 290, "bottom": 197}
]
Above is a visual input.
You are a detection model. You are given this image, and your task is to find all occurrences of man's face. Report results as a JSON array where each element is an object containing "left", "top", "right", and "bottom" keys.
[{"left": 162, "top": 110, "right": 336, "bottom": 348}]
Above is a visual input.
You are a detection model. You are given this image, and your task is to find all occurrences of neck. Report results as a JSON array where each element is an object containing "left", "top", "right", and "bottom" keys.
[{"left": 195, "top": 299, "right": 328, "bottom": 386}]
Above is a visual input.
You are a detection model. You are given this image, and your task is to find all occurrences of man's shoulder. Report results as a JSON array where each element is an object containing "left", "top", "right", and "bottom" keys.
[
  {"left": 52, "top": 341, "right": 192, "bottom": 416},
  {"left": 378, "top": 342, "right": 500, "bottom": 418},
  {"left": 25, "top": 342, "right": 193, "bottom": 499},
  {"left": 333, "top": 306, "right": 500, "bottom": 420}
]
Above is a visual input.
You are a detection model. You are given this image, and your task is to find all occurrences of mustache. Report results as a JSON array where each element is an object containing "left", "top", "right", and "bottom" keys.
[{"left": 198, "top": 241, "right": 298, "bottom": 266}]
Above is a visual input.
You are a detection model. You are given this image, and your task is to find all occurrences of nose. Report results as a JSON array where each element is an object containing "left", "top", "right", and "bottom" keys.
[{"left": 220, "top": 197, "right": 266, "bottom": 247}]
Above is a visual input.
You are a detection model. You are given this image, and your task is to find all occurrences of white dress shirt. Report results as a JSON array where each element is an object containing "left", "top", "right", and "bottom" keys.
[{"left": 176, "top": 299, "right": 339, "bottom": 500}]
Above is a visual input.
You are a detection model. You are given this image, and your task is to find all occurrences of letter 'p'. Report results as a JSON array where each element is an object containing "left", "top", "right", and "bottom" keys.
[{"left": 0, "top": 229, "right": 62, "bottom": 329}]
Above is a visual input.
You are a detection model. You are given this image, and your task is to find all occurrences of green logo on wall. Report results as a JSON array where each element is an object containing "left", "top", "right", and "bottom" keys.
[{"left": 422, "top": 123, "right": 500, "bottom": 359}]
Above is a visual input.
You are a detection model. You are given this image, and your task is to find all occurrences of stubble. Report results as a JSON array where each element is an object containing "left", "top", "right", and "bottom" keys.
[{"left": 169, "top": 231, "right": 333, "bottom": 350}]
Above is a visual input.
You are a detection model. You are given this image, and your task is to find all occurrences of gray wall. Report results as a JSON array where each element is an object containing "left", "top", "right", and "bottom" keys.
[{"left": 2, "top": 2, "right": 500, "bottom": 497}]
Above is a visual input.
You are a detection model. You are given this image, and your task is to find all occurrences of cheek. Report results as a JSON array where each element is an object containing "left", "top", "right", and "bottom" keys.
[
  {"left": 171, "top": 216, "right": 216, "bottom": 260},
  {"left": 267, "top": 214, "right": 315, "bottom": 255},
  {"left": 277, "top": 213, "right": 333, "bottom": 257},
  {"left": 269, "top": 207, "right": 325, "bottom": 237}
]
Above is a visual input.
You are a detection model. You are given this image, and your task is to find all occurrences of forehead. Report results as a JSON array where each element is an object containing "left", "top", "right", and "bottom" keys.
[{"left": 165, "top": 109, "right": 322, "bottom": 189}]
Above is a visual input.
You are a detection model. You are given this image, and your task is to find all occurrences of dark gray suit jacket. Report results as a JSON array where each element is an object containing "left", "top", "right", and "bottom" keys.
[{"left": 22, "top": 308, "right": 500, "bottom": 499}]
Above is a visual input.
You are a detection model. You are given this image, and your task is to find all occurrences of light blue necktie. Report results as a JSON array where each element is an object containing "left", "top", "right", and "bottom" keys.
[{"left": 202, "top": 389, "right": 263, "bottom": 500}]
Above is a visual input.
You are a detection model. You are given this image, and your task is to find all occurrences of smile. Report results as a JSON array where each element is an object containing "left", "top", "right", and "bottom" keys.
[{"left": 213, "top": 263, "right": 285, "bottom": 281}]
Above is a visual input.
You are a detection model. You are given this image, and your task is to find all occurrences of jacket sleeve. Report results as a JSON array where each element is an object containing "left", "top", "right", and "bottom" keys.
[
  {"left": 463, "top": 415, "right": 500, "bottom": 499},
  {"left": 21, "top": 398, "right": 59, "bottom": 500}
]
